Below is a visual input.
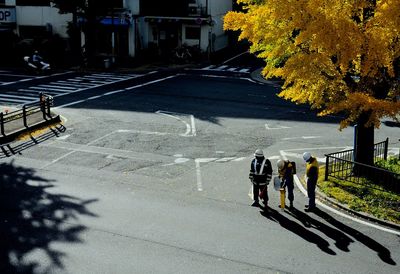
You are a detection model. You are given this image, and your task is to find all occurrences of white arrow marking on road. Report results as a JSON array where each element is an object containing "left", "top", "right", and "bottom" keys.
[
  {"left": 156, "top": 110, "right": 196, "bottom": 137},
  {"left": 265, "top": 123, "right": 291, "bottom": 130}
]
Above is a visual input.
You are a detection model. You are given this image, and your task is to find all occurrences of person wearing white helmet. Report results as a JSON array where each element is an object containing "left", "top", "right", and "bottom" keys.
[
  {"left": 302, "top": 152, "right": 319, "bottom": 212},
  {"left": 277, "top": 159, "right": 296, "bottom": 209},
  {"left": 249, "top": 149, "right": 273, "bottom": 207}
]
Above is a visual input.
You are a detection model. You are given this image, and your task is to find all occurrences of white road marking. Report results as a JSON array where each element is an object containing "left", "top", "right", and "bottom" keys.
[
  {"left": 190, "top": 115, "right": 197, "bottom": 136},
  {"left": 283, "top": 136, "right": 321, "bottom": 140},
  {"left": 265, "top": 123, "right": 291, "bottom": 130},
  {"left": 214, "top": 65, "right": 229, "bottom": 71},
  {"left": 248, "top": 93, "right": 267, "bottom": 98},
  {"left": 38, "top": 84, "right": 77, "bottom": 90},
  {"left": 232, "top": 157, "right": 247, "bottom": 161},
  {"left": 156, "top": 110, "right": 196, "bottom": 137},
  {"left": 117, "top": 129, "right": 169, "bottom": 136},
  {"left": 201, "top": 65, "right": 216, "bottom": 70},
  {"left": 41, "top": 150, "right": 76, "bottom": 169},
  {"left": 222, "top": 51, "right": 248, "bottom": 64},
  {"left": 55, "top": 75, "right": 177, "bottom": 109},
  {"left": 239, "top": 68, "right": 250, "bottom": 73},
  {"left": 0, "top": 71, "right": 74, "bottom": 86},
  {"left": 195, "top": 160, "right": 203, "bottom": 191},
  {"left": 196, "top": 158, "right": 218, "bottom": 163},
  {"left": 58, "top": 134, "right": 70, "bottom": 140},
  {"left": 216, "top": 157, "right": 237, "bottom": 162},
  {"left": 280, "top": 150, "right": 400, "bottom": 236}
]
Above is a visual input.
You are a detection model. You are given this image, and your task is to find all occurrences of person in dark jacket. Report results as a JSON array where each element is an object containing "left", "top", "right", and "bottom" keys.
[
  {"left": 249, "top": 149, "right": 273, "bottom": 207},
  {"left": 303, "top": 152, "right": 319, "bottom": 212}
]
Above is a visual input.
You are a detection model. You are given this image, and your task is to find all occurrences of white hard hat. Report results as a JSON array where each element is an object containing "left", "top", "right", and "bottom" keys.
[
  {"left": 303, "top": 152, "right": 311, "bottom": 162},
  {"left": 254, "top": 149, "right": 264, "bottom": 157},
  {"left": 277, "top": 159, "right": 285, "bottom": 169}
]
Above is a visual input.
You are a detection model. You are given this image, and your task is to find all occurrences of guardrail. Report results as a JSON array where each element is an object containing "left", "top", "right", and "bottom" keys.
[
  {"left": 325, "top": 138, "right": 399, "bottom": 193},
  {"left": 0, "top": 93, "right": 54, "bottom": 137}
]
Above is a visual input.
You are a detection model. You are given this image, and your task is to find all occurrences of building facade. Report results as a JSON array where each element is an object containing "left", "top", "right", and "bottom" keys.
[{"left": 0, "top": 0, "right": 233, "bottom": 62}]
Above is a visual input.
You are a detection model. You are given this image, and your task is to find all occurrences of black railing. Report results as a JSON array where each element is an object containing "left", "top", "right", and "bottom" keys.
[
  {"left": 0, "top": 93, "right": 54, "bottom": 137},
  {"left": 325, "top": 138, "right": 400, "bottom": 193}
]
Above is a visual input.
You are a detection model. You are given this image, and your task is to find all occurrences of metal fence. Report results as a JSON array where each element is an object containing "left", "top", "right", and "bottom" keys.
[
  {"left": 325, "top": 138, "right": 400, "bottom": 193},
  {"left": 0, "top": 93, "right": 54, "bottom": 137}
]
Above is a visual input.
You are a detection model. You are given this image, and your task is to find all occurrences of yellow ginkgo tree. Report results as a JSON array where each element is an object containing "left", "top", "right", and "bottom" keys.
[{"left": 224, "top": 0, "right": 400, "bottom": 165}]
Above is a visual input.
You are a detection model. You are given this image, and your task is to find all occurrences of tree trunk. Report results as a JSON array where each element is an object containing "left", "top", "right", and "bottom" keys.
[{"left": 354, "top": 112, "right": 374, "bottom": 167}]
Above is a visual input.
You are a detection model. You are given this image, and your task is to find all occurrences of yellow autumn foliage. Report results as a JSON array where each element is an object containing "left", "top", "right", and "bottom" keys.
[{"left": 224, "top": 0, "right": 400, "bottom": 128}]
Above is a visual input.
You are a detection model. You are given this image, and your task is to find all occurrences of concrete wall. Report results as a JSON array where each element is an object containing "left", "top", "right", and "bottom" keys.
[{"left": 16, "top": 6, "right": 72, "bottom": 38}]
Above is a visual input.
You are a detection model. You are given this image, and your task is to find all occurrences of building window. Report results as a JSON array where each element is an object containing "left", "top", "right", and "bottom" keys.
[
  {"left": 185, "top": 27, "right": 200, "bottom": 40},
  {"left": 16, "top": 0, "right": 50, "bottom": 6},
  {"left": 110, "top": 0, "right": 124, "bottom": 8}
]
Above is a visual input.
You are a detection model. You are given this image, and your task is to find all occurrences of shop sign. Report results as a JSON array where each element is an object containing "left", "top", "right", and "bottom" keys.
[{"left": 0, "top": 8, "right": 16, "bottom": 23}]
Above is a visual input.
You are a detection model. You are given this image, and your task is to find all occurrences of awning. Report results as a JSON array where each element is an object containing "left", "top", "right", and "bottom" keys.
[
  {"left": 100, "top": 17, "right": 130, "bottom": 26},
  {"left": 144, "top": 16, "right": 210, "bottom": 25}
]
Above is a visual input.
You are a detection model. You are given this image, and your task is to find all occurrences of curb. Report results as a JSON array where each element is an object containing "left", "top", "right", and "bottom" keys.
[
  {"left": 249, "top": 68, "right": 283, "bottom": 87},
  {"left": 315, "top": 188, "right": 400, "bottom": 231}
]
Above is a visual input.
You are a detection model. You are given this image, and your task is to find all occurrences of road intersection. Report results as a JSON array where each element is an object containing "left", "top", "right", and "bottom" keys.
[{"left": 0, "top": 65, "right": 399, "bottom": 273}]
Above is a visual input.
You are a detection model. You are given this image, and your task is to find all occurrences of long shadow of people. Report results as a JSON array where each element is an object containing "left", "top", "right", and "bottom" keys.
[
  {"left": 313, "top": 208, "right": 396, "bottom": 265},
  {"left": 286, "top": 207, "right": 354, "bottom": 252},
  {"left": 0, "top": 160, "right": 98, "bottom": 273},
  {"left": 260, "top": 207, "right": 336, "bottom": 255}
]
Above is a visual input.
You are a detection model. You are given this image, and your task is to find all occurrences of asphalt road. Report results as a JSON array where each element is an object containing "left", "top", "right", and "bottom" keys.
[{"left": 0, "top": 66, "right": 399, "bottom": 273}]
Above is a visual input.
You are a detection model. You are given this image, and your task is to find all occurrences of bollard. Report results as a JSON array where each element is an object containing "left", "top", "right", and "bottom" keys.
[
  {"left": 46, "top": 97, "right": 51, "bottom": 117},
  {"left": 0, "top": 112, "right": 4, "bottom": 136},
  {"left": 279, "top": 188, "right": 286, "bottom": 210},
  {"left": 23, "top": 105, "right": 28, "bottom": 127}
]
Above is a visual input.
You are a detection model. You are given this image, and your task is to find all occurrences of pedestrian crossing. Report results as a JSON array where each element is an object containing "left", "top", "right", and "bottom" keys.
[
  {"left": 199, "top": 65, "right": 253, "bottom": 73},
  {"left": 0, "top": 72, "right": 140, "bottom": 106}
]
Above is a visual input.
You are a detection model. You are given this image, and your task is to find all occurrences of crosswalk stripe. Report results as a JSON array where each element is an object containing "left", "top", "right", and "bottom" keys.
[
  {"left": 227, "top": 67, "right": 238, "bottom": 71},
  {"left": 239, "top": 68, "right": 250, "bottom": 73},
  {"left": 0, "top": 93, "right": 36, "bottom": 100},
  {"left": 0, "top": 72, "right": 143, "bottom": 106},
  {"left": 29, "top": 86, "right": 72, "bottom": 92},
  {"left": 214, "top": 65, "right": 229, "bottom": 70},
  {"left": 38, "top": 84, "right": 77, "bottom": 90},
  {"left": 88, "top": 74, "right": 127, "bottom": 80},
  {"left": 201, "top": 65, "right": 216, "bottom": 70},
  {"left": 0, "top": 97, "right": 29, "bottom": 103},
  {"left": 54, "top": 81, "right": 96, "bottom": 87},
  {"left": 18, "top": 89, "right": 44, "bottom": 94}
]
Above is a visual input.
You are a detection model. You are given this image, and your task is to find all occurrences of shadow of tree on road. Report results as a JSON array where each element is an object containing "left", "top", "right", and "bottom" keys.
[
  {"left": 313, "top": 208, "right": 396, "bottom": 265},
  {"left": 260, "top": 207, "right": 336, "bottom": 255},
  {"left": 0, "top": 160, "right": 98, "bottom": 273}
]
